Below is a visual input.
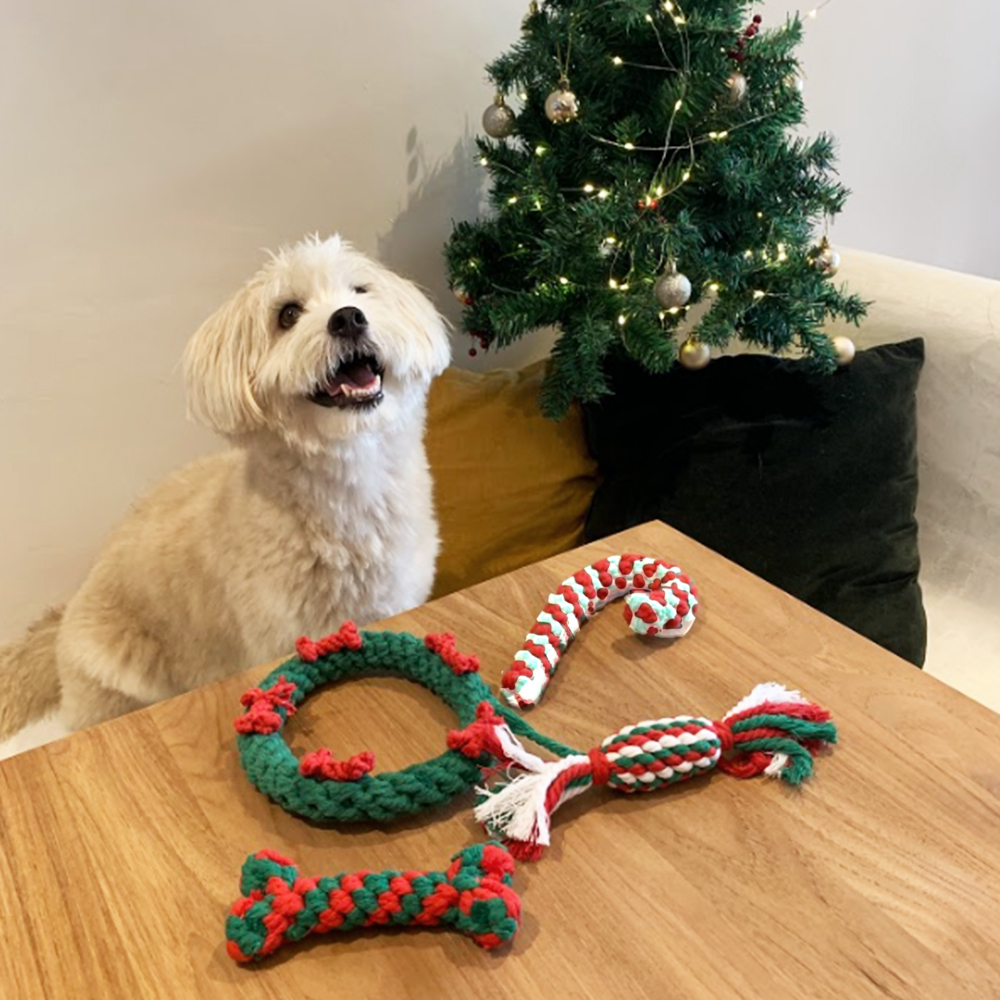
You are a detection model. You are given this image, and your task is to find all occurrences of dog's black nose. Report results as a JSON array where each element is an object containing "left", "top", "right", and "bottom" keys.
[{"left": 328, "top": 306, "right": 368, "bottom": 338}]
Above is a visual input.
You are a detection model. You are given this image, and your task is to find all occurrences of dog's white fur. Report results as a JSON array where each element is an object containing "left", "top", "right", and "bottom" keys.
[{"left": 0, "top": 235, "right": 450, "bottom": 753}]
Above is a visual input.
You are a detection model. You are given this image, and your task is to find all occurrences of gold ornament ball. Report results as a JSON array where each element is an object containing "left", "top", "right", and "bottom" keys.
[
  {"left": 832, "top": 335, "right": 856, "bottom": 366},
  {"left": 545, "top": 86, "right": 579, "bottom": 123},
  {"left": 811, "top": 237, "right": 841, "bottom": 277},
  {"left": 654, "top": 267, "right": 692, "bottom": 309},
  {"left": 482, "top": 96, "right": 516, "bottom": 138},
  {"left": 785, "top": 70, "right": 805, "bottom": 94},
  {"left": 678, "top": 338, "right": 712, "bottom": 370},
  {"left": 726, "top": 71, "right": 748, "bottom": 104}
]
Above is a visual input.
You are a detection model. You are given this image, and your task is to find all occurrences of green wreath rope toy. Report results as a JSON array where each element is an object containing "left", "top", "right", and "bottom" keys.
[{"left": 235, "top": 622, "right": 576, "bottom": 824}]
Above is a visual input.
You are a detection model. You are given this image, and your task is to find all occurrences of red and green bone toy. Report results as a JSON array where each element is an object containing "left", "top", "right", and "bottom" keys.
[{"left": 229, "top": 554, "right": 836, "bottom": 962}]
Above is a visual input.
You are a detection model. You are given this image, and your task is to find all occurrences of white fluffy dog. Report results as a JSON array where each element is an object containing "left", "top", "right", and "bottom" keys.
[{"left": 0, "top": 235, "right": 450, "bottom": 751}]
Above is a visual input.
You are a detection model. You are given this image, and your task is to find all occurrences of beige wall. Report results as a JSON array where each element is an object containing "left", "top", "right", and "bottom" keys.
[{"left": 1, "top": 0, "right": 994, "bottom": 639}]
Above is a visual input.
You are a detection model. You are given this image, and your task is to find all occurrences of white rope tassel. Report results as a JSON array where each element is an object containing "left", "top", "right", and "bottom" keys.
[{"left": 474, "top": 754, "right": 590, "bottom": 848}]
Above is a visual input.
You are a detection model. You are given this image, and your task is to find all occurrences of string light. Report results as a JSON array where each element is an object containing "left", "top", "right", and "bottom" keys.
[
  {"left": 674, "top": 99, "right": 683, "bottom": 111},
  {"left": 663, "top": 0, "right": 674, "bottom": 10},
  {"left": 559, "top": 276, "right": 569, "bottom": 284},
  {"left": 753, "top": 290, "right": 766, "bottom": 299},
  {"left": 645, "top": 13, "right": 654, "bottom": 22},
  {"left": 756, "top": 211, "right": 764, "bottom": 218},
  {"left": 518, "top": 91, "right": 528, "bottom": 100},
  {"left": 708, "top": 130, "right": 729, "bottom": 140},
  {"left": 508, "top": 196, "right": 518, "bottom": 204},
  {"left": 598, "top": 189, "right": 610, "bottom": 199},
  {"left": 681, "top": 170, "right": 691, "bottom": 182},
  {"left": 583, "top": 183, "right": 595, "bottom": 193},
  {"left": 479, "top": 157, "right": 488, "bottom": 166},
  {"left": 709, "top": 283, "right": 720, "bottom": 292},
  {"left": 668, "top": 307, "right": 681, "bottom": 315},
  {"left": 609, "top": 278, "right": 619, "bottom": 289},
  {"left": 624, "top": 142, "right": 635, "bottom": 151},
  {"left": 618, "top": 314, "right": 627, "bottom": 326},
  {"left": 535, "top": 145, "right": 547, "bottom": 156},
  {"left": 655, "top": 185, "right": 665, "bottom": 196},
  {"left": 612, "top": 56, "right": 623, "bottom": 66},
  {"left": 604, "top": 235, "right": 617, "bottom": 245}
]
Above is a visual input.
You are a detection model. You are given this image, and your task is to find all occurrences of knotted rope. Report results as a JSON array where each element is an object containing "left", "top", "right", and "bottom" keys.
[
  {"left": 469, "top": 682, "right": 837, "bottom": 860},
  {"left": 500, "top": 555, "right": 698, "bottom": 707},
  {"left": 226, "top": 842, "right": 520, "bottom": 962}
]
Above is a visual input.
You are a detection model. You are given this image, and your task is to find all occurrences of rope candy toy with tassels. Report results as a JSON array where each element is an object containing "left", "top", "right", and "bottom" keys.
[{"left": 229, "top": 554, "right": 836, "bottom": 961}]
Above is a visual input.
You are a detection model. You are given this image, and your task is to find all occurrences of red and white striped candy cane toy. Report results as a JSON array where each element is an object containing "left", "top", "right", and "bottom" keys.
[{"left": 499, "top": 554, "right": 699, "bottom": 708}]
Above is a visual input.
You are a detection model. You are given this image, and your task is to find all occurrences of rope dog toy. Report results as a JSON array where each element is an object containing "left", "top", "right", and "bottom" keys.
[
  {"left": 235, "top": 622, "right": 575, "bottom": 824},
  {"left": 469, "top": 682, "right": 836, "bottom": 860},
  {"left": 226, "top": 842, "right": 521, "bottom": 962},
  {"left": 500, "top": 554, "right": 698, "bottom": 708}
]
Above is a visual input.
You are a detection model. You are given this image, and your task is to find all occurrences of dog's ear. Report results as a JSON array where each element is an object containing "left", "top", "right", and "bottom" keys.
[
  {"left": 183, "top": 287, "right": 267, "bottom": 436},
  {"left": 382, "top": 271, "right": 452, "bottom": 379}
]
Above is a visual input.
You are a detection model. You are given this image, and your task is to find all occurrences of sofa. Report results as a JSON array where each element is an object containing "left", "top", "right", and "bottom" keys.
[{"left": 427, "top": 248, "right": 1000, "bottom": 713}]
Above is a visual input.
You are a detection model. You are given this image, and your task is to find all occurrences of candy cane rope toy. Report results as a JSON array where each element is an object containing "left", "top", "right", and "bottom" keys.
[
  {"left": 471, "top": 682, "right": 836, "bottom": 861},
  {"left": 226, "top": 842, "right": 520, "bottom": 963},
  {"left": 500, "top": 555, "right": 699, "bottom": 708}
]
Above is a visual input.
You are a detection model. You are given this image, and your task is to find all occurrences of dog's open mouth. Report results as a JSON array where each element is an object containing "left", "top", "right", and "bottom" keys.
[{"left": 309, "top": 353, "right": 385, "bottom": 409}]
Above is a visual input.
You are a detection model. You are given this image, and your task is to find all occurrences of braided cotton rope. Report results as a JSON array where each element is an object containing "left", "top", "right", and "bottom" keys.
[
  {"left": 235, "top": 622, "right": 576, "bottom": 824},
  {"left": 500, "top": 554, "right": 698, "bottom": 707},
  {"left": 473, "top": 682, "right": 837, "bottom": 860},
  {"left": 226, "top": 842, "right": 521, "bottom": 962}
]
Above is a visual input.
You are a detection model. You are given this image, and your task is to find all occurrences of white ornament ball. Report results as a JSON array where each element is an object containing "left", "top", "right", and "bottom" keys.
[
  {"left": 678, "top": 338, "right": 711, "bottom": 370},
  {"left": 654, "top": 268, "right": 692, "bottom": 309},
  {"left": 832, "top": 335, "right": 856, "bottom": 366},
  {"left": 726, "top": 71, "right": 748, "bottom": 105},
  {"left": 482, "top": 97, "right": 516, "bottom": 138},
  {"left": 545, "top": 86, "right": 579, "bottom": 123}
]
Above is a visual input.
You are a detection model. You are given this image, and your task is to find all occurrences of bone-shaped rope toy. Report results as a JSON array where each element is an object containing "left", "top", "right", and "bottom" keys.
[{"left": 226, "top": 842, "right": 521, "bottom": 962}]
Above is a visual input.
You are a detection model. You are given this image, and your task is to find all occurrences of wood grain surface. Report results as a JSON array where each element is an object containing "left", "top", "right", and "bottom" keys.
[{"left": 1, "top": 521, "right": 999, "bottom": 999}]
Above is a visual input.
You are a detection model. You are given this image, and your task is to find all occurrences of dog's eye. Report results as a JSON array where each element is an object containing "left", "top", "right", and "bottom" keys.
[
  {"left": 352, "top": 285, "right": 369, "bottom": 295},
  {"left": 277, "top": 303, "right": 303, "bottom": 330}
]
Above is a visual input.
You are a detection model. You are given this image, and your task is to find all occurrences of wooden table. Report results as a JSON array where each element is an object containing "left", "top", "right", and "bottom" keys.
[{"left": 2, "top": 521, "right": 999, "bottom": 999}]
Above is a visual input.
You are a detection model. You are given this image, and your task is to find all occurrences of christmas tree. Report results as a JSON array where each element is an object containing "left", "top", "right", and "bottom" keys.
[{"left": 445, "top": 0, "right": 866, "bottom": 417}]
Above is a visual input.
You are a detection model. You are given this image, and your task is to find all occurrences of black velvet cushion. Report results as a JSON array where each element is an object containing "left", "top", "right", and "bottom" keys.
[{"left": 583, "top": 339, "right": 926, "bottom": 665}]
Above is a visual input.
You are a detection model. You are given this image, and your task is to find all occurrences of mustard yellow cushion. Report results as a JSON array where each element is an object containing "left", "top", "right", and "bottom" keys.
[{"left": 426, "top": 360, "right": 599, "bottom": 598}]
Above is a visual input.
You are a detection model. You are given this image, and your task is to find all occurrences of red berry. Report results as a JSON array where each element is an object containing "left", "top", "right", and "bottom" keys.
[
  {"left": 468, "top": 348, "right": 478, "bottom": 357},
  {"left": 753, "top": 14, "right": 762, "bottom": 23}
]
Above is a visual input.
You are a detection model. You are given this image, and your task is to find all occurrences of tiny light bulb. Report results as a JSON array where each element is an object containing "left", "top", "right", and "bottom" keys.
[
  {"left": 744, "top": 250, "right": 754, "bottom": 258},
  {"left": 479, "top": 157, "right": 488, "bottom": 166},
  {"left": 753, "top": 290, "right": 766, "bottom": 299},
  {"left": 709, "top": 283, "right": 720, "bottom": 292},
  {"left": 674, "top": 99, "right": 683, "bottom": 111},
  {"left": 518, "top": 92, "right": 528, "bottom": 100},
  {"left": 624, "top": 142, "right": 635, "bottom": 150},
  {"left": 777, "top": 251, "right": 788, "bottom": 261},
  {"left": 559, "top": 276, "right": 569, "bottom": 285},
  {"left": 609, "top": 278, "right": 618, "bottom": 289},
  {"left": 664, "top": 0, "right": 675, "bottom": 10},
  {"left": 618, "top": 314, "right": 627, "bottom": 326},
  {"left": 612, "top": 56, "right": 623, "bottom": 66},
  {"left": 668, "top": 307, "right": 680, "bottom": 315},
  {"left": 808, "top": 7, "right": 818, "bottom": 17},
  {"left": 756, "top": 211, "right": 764, "bottom": 219},
  {"left": 620, "top": 283, "right": 629, "bottom": 291},
  {"left": 655, "top": 185, "right": 664, "bottom": 196},
  {"left": 682, "top": 170, "right": 691, "bottom": 181},
  {"left": 645, "top": 13, "right": 653, "bottom": 22},
  {"left": 605, "top": 235, "right": 617, "bottom": 244},
  {"left": 535, "top": 145, "right": 546, "bottom": 155},
  {"left": 508, "top": 196, "right": 518, "bottom": 204},
  {"left": 583, "top": 183, "right": 595, "bottom": 193},
  {"left": 598, "top": 189, "right": 610, "bottom": 199},
  {"left": 674, "top": 15, "right": 686, "bottom": 25}
]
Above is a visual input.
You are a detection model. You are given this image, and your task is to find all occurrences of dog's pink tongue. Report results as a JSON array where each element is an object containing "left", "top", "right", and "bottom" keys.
[{"left": 330, "top": 360, "right": 377, "bottom": 391}]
